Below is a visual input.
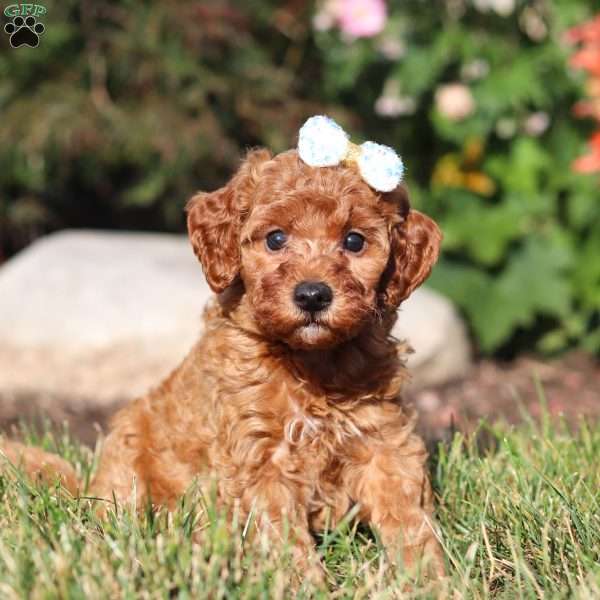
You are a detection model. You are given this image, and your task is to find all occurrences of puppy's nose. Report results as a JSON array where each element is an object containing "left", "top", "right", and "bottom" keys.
[{"left": 294, "top": 281, "right": 333, "bottom": 313}]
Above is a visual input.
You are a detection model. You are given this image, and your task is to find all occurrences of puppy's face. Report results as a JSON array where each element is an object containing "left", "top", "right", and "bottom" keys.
[
  {"left": 187, "top": 150, "right": 441, "bottom": 350},
  {"left": 239, "top": 171, "right": 396, "bottom": 349}
]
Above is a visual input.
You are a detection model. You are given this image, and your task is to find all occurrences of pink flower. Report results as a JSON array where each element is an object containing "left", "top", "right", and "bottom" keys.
[
  {"left": 523, "top": 112, "right": 550, "bottom": 137},
  {"left": 336, "top": 0, "right": 387, "bottom": 38}
]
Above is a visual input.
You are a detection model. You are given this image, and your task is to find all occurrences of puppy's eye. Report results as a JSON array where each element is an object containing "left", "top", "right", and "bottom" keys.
[
  {"left": 343, "top": 231, "right": 365, "bottom": 253},
  {"left": 266, "top": 230, "right": 287, "bottom": 251}
]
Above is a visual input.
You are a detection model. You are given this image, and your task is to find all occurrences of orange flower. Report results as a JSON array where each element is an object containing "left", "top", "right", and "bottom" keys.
[
  {"left": 564, "top": 15, "right": 600, "bottom": 45},
  {"left": 432, "top": 139, "right": 496, "bottom": 196},
  {"left": 572, "top": 131, "right": 600, "bottom": 173},
  {"left": 570, "top": 47, "right": 600, "bottom": 77},
  {"left": 567, "top": 14, "right": 600, "bottom": 174},
  {"left": 572, "top": 99, "right": 600, "bottom": 120}
]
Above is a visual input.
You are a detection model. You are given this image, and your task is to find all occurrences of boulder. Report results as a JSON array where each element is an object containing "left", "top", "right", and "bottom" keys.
[
  {"left": 0, "top": 230, "right": 471, "bottom": 443},
  {"left": 397, "top": 287, "right": 472, "bottom": 389}
]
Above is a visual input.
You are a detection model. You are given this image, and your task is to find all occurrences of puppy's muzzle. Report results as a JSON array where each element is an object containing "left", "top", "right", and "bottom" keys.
[{"left": 293, "top": 281, "right": 333, "bottom": 314}]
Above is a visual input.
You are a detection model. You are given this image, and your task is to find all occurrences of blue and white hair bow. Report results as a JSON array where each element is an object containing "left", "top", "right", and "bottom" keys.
[{"left": 297, "top": 115, "right": 404, "bottom": 193}]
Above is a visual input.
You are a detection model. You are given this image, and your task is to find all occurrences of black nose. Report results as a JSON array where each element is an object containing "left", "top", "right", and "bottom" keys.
[{"left": 294, "top": 281, "right": 333, "bottom": 313}]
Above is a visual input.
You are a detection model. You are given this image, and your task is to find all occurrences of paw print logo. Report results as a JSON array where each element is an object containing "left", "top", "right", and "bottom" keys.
[{"left": 4, "top": 15, "right": 45, "bottom": 48}]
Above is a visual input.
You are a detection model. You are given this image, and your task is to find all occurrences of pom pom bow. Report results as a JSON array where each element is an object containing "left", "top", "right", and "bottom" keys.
[{"left": 297, "top": 115, "right": 404, "bottom": 192}]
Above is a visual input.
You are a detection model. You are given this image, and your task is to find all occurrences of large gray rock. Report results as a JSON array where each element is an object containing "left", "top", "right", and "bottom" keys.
[{"left": 0, "top": 230, "right": 470, "bottom": 442}]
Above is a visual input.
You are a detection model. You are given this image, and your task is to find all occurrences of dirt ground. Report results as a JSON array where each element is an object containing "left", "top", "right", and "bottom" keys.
[
  {"left": 410, "top": 352, "right": 600, "bottom": 444},
  {"left": 2, "top": 353, "right": 599, "bottom": 447}
]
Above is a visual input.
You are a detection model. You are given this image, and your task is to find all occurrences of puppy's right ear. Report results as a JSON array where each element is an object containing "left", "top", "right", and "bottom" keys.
[{"left": 186, "top": 149, "right": 271, "bottom": 293}]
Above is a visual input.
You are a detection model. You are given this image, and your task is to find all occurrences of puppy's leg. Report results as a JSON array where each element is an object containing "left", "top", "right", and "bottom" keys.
[
  {"left": 233, "top": 467, "right": 323, "bottom": 583},
  {"left": 346, "top": 434, "right": 445, "bottom": 577},
  {"left": 0, "top": 440, "right": 79, "bottom": 495},
  {"left": 89, "top": 429, "right": 147, "bottom": 515}
]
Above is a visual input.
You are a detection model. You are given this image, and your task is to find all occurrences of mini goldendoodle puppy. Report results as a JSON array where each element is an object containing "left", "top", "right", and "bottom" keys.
[{"left": 1, "top": 127, "right": 444, "bottom": 577}]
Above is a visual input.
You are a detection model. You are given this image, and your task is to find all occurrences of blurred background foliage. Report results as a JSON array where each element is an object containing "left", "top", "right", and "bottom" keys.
[{"left": 0, "top": 0, "right": 598, "bottom": 357}]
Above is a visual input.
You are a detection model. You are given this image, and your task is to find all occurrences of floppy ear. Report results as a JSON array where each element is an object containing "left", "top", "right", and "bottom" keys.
[
  {"left": 186, "top": 149, "right": 271, "bottom": 293},
  {"left": 379, "top": 189, "right": 442, "bottom": 308}
]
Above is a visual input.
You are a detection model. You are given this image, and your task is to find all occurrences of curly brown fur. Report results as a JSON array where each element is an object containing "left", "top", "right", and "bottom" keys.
[
  {"left": 1, "top": 149, "right": 444, "bottom": 577},
  {"left": 0, "top": 440, "right": 79, "bottom": 494}
]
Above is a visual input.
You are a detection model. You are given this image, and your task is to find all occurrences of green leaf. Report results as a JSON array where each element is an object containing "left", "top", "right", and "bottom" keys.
[
  {"left": 394, "top": 26, "right": 463, "bottom": 97},
  {"left": 474, "top": 51, "right": 549, "bottom": 117},
  {"left": 123, "top": 170, "right": 168, "bottom": 207},
  {"left": 441, "top": 193, "right": 527, "bottom": 266},
  {"left": 428, "top": 258, "right": 491, "bottom": 312},
  {"left": 486, "top": 138, "right": 551, "bottom": 196},
  {"left": 572, "top": 232, "right": 600, "bottom": 311},
  {"left": 430, "top": 237, "right": 574, "bottom": 352},
  {"left": 567, "top": 184, "right": 600, "bottom": 230}
]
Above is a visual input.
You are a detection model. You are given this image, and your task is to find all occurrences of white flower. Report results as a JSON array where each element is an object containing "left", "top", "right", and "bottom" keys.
[
  {"left": 491, "top": 0, "right": 514, "bottom": 17},
  {"left": 374, "top": 95, "right": 417, "bottom": 117},
  {"left": 374, "top": 79, "right": 416, "bottom": 117},
  {"left": 446, "top": 0, "right": 467, "bottom": 20},
  {"left": 523, "top": 112, "right": 550, "bottom": 137},
  {"left": 496, "top": 117, "right": 517, "bottom": 139},
  {"left": 472, "top": 0, "right": 514, "bottom": 16},
  {"left": 435, "top": 83, "right": 475, "bottom": 121},
  {"left": 520, "top": 8, "right": 547, "bottom": 41},
  {"left": 312, "top": 0, "right": 339, "bottom": 32},
  {"left": 461, "top": 59, "right": 490, "bottom": 81},
  {"left": 472, "top": 0, "right": 492, "bottom": 13},
  {"left": 313, "top": 10, "right": 335, "bottom": 31},
  {"left": 376, "top": 36, "right": 407, "bottom": 60}
]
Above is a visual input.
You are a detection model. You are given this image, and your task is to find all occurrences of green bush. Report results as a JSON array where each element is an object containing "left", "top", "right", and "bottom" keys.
[
  {"left": 0, "top": 0, "right": 323, "bottom": 255},
  {"left": 1, "top": 0, "right": 598, "bottom": 356}
]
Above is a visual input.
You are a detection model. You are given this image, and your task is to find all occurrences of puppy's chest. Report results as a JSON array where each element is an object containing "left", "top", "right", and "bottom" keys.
[
  {"left": 270, "top": 397, "right": 363, "bottom": 471},
  {"left": 283, "top": 403, "right": 361, "bottom": 446},
  {"left": 231, "top": 362, "right": 365, "bottom": 461}
]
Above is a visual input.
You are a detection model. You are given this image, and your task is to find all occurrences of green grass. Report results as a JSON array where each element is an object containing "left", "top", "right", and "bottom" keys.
[{"left": 1, "top": 416, "right": 600, "bottom": 599}]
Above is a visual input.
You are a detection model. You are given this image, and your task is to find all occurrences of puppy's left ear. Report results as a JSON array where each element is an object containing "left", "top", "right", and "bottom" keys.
[{"left": 379, "top": 188, "right": 442, "bottom": 308}]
